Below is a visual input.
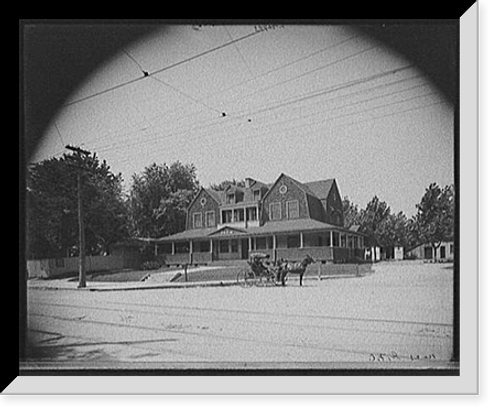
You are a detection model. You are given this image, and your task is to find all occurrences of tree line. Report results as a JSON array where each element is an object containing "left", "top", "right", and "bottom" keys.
[
  {"left": 26, "top": 153, "right": 454, "bottom": 259},
  {"left": 343, "top": 183, "right": 454, "bottom": 259}
]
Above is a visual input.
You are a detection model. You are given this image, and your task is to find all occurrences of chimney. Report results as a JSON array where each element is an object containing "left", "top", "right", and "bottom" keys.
[{"left": 244, "top": 177, "right": 254, "bottom": 188}]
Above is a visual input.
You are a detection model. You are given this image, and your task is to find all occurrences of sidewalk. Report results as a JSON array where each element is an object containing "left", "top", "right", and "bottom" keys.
[{"left": 27, "top": 277, "right": 239, "bottom": 292}]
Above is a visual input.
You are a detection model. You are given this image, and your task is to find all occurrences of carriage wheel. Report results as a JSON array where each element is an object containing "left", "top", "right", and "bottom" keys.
[{"left": 236, "top": 269, "right": 253, "bottom": 287}]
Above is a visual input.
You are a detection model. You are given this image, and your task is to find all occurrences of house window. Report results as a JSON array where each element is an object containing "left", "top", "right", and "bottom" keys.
[
  {"left": 269, "top": 202, "right": 281, "bottom": 221},
  {"left": 206, "top": 211, "right": 215, "bottom": 227},
  {"left": 220, "top": 240, "right": 229, "bottom": 253},
  {"left": 227, "top": 193, "right": 235, "bottom": 204},
  {"left": 253, "top": 189, "right": 261, "bottom": 201},
  {"left": 193, "top": 212, "right": 202, "bottom": 228},
  {"left": 234, "top": 208, "right": 244, "bottom": 222},
  {"left": 287, "top": 235, "right": 300, "bottom": 248},
  {"left": 175, "top": 242, "right": 190, "bottom": 253},
  {"left": 222, "top": 210, "right": 232, "bottom": 224},
  {"left": 286, "top": 200, "right": 299, "bottom": 219},
  {"left": 256, "top": 237, "right": 267, "bottom": 250},
  {"left": 440, "top": 246, "right": 446, "bottom": 259},
  {"left": 199, "top": 241, "right": 210, "bottom": 252},
  {"left": 450, "top": 244, "right": 454, "bottom": 254},
  {"left": 340, "top": 234, "right": 347, "bottom": 248},
  {"left": 246, "top": 206, "right": 257, "bottom": 221},
  {"left": 231, "top": 240, "right": 238, "bottom": 253}
]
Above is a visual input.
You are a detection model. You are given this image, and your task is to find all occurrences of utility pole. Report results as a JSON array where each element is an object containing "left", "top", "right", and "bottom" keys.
[{"left": 66, "top": 145, "right": 91, "bottom": 288}]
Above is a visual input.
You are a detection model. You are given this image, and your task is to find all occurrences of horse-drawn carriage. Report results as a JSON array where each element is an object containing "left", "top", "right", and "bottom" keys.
[{"left": 236, "top": 252, "right": 314, "bottom": 287}]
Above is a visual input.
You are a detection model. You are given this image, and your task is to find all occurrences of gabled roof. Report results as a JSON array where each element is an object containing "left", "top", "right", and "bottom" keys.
[
  {"left": 265, "top": 173, "right": 335, "bottom": 201},
  {"left": 208, "top": 225, "right": 248, "bottom": 237},
  {"left": 204, "top": 188, "right": 223, "bottom": 204},
  {"left": 304, "top": 179, "right": 335, "bottom": 200}
]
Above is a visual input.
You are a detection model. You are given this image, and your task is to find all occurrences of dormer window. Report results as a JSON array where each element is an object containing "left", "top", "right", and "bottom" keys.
[
  {"left": 227, "top": 193, "right": 235, "bottom": 204},
  {"left": 253, "top": 189, "right": 261, "bottom": 201}
]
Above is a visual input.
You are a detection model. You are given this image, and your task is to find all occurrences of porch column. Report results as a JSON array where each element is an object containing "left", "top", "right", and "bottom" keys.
[
  {"left": 330, "top": 230, "right": 334, "bottom": 262},
  {"left": 210, "top": 239, "right": 213, "bottom": 253},
  {"left": 154, "top": 242, "right": 158, "bottom": 256},
  {"left": 248, "top": 236, "right": 252, "bottom": 251},
  {"left": 273, "top": 234, "right": 277, "bottom": 262},
  {"left": 300, "top": 232, "right": 304, "bottom": 249},
  {"left": 189, "top": 240, "right": 193, "bottom": 264},
  {"left": 172, "top": 242, "right": 175, "bottom": 255}
]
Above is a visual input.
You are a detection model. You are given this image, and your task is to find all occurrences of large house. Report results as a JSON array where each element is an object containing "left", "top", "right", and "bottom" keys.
[{"left": 153, "top": 173, "right": 366, "bottom": 265}]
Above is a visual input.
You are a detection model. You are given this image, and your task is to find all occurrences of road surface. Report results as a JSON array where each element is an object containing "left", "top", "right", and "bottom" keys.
[{"left": 24, "top": 262, "right": 454, "bottom": 369}]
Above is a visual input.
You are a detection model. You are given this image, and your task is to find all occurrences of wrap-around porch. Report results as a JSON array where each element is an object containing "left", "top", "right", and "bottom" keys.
[{"left": 155, "top": 230, "right": 365, "bottom": 266}]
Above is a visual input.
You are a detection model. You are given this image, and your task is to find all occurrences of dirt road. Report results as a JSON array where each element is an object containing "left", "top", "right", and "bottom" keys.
[{"left": 25, "top": 262, "right": 454, "bottom": 368}]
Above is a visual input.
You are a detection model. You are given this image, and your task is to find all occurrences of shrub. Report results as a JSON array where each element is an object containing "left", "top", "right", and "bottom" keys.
[{"left": 141, "top": 260, "right": 162, "bottom": 270}]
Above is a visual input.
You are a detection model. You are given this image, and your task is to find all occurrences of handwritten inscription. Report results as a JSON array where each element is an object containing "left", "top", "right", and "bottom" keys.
[
  {"left": 369, "top": 351, "right": 437, "bottom": 362},
  {"left": 192, "top": 25, "right": 285, "bottom": 33},
  {"left": 253, "top": 25, "right": 285, "bottom": 33}
]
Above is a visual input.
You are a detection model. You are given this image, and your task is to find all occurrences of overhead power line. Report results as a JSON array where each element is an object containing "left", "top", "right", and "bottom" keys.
[
  {"left": 205, "top": 34, "right": 360, "bottom": 100},
  {"left": 121, "top": 48, "right": 148, "bottom": 76},
  {"left": 97, "top": 81, "right": 440, "bottom": 160},
  {"left": 88, "top": 64, "right": 417, "bottom": 154},
  {"left": 62, "top": 30, "right": 263, "bottom": 108},
  {"left": 61, "top": 33, "right": 363, "bottom": 151},
  {"left": 150, "top": 75, "right": 222, "bottom": 114}
]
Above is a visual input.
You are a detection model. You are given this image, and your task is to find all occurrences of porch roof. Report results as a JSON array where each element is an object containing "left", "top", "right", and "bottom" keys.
[
  {"left": 153, "top": 219, "right": 365, "bottom": 243},
  {"left": 245, "top": 219, "right": 364, "bottom": 237},
  {"left": 154, "top": 227, "right": 217, "bottom": 242}
]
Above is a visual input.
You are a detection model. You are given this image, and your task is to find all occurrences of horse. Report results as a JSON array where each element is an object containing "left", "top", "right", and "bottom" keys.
[{"left": 278, "top": 254, "right": 315, "bottom": 286}]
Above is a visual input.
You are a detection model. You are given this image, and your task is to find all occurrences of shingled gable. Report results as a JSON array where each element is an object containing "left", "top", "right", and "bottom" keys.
[
  {"left": 263, "top": 173, "right": 325, "bottom": 205},
  {"left": 186, "top": 187, "right": 220, "bottom": 211}
]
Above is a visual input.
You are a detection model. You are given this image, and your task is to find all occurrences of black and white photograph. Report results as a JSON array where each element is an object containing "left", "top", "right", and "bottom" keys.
[{"left": 17, "top": 17, "right": 479, "bottom": 395}]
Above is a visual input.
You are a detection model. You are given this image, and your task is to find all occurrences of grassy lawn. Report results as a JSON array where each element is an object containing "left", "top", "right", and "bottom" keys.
[
  {"left": 86, "top": 265, "right": 242, "bottom": 283},
  {"left": 83, "top": 261, "right": 373, "bottom": 283}
]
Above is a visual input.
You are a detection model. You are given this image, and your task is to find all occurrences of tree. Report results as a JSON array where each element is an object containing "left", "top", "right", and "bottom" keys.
[
  {"left": 27, "top": 153, "right": 128, "bottom": 259},
  {"left": 377, "top": 211, "right": 410, "bottom": 248},
  {"left": 342, "top": 196, "right": 361, "bottom": 229},
  {"left": 209, "top": 178, "right": 245, "bottom": 191},
  {"left": 415, "top": 183, "right": 454, "bottom": 261},
  {"left": 358, "top": 196, "right": 392, "bottom": 247},
  {"left": 128, "top": 161, "right": 200, "bottom": 238}
]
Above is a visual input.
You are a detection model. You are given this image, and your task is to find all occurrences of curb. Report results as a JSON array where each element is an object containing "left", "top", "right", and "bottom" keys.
[
  {"left": 27, "top": 273, "right": 369, "bottom": 292},
  {"left": 28, "top": 280, "right": 240, "bottom": 292}
]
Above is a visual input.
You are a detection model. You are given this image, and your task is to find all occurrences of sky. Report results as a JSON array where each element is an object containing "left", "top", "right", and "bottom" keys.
[{"left": 30, "top": 24, "right": 455, "bottom": 217}]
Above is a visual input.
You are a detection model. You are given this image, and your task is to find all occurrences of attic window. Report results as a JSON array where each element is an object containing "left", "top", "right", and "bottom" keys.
[
  {"left": 227, "top": 193, "right": 235, "bottom": 204},
  {"left": 279, "top": 185, "right": 288, "bottom": 194},
  {"left": 286, "top": 200, "right": 299, "bottom": 219},
  {"left": 253, "top": 189, "right": 261, "bottom": 201},
  {"left": 193, "top": 212, "right": 202, "bottom": 228}
]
